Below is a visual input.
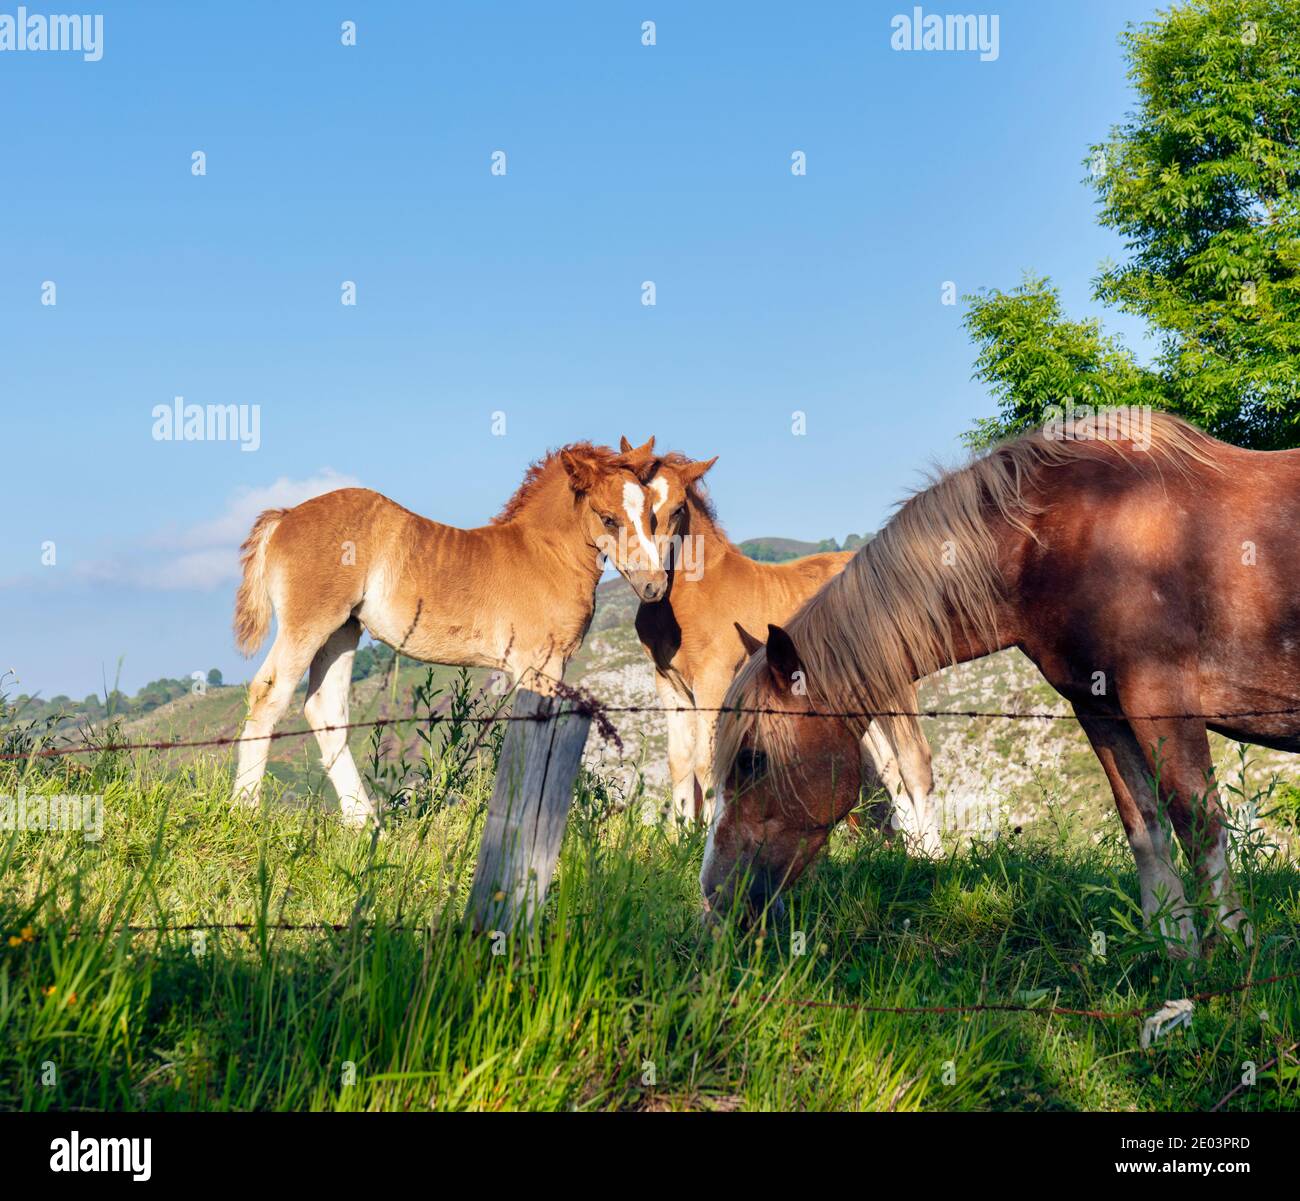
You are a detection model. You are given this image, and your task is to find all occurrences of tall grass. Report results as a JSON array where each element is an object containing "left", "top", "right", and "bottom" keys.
[{"left": 1, "top": 687, "right": 1297, "bottom": 1111}]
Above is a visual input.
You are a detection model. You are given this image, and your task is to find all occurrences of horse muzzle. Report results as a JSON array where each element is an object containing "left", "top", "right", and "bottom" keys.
[{"left": 627, "top": 570, "right": 667, "bottom": 602}]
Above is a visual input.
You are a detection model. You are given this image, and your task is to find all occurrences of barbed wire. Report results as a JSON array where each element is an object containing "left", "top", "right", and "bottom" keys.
[{"left": 6, "top": 697, "right": 1300, "bottom": 762}]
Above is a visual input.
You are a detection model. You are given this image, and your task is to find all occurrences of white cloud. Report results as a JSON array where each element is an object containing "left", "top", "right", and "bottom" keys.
[{"left": 74, "top": 470, "right": 361, "bottom": 592}]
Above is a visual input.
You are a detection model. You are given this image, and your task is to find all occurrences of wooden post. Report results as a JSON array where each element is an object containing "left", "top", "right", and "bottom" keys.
[{"left": 466, "top": 689, "right": 592, "bottom": 932}]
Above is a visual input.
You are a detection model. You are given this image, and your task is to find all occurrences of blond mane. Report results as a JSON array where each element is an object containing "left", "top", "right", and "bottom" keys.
[{"left": 712, "top": 410, "right": 1221, "bottom": 788}]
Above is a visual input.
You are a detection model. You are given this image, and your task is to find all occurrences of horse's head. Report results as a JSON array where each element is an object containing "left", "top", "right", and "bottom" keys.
[
  {"left": 702, "top": 623, "right": 862, "bottom": 919},
  {"left": 560, "top": 436, "right": 667, "bottom": 602},
  {"left": 625, "top": 438, "right": 718, "bottom": 576}
]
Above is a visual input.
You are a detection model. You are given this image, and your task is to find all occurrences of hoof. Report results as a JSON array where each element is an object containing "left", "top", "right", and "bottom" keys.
[
  {"left": 912, "top": 833, "right": 945, "bottom": 860},
  {"left": 1204, "top": 912, "right": 1254, "bottom": 953},
  {"left": 339, "top": 809, "right": 379, "bottom": 832},
  {"left": 1161, "top": 918, "right": 1201, "bottom": 961}
]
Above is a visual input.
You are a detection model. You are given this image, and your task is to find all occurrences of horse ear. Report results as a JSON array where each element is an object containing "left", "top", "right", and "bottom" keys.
[
  {"left": 560, "top": 448, "right": 598, "bottom": 494},
  {"left": 734, "top": 622, "right": 764, "bottom": 658},
  {"left": 765, "top": 623, "right": 803, "bottom": 690},
  {"left": 613, "top": 436, "right": 657, "bottom": 481},
  {"left": 680, "top": 455, "right": 718, "bottom": 486}
]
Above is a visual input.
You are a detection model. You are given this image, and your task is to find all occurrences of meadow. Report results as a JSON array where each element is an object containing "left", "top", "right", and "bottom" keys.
[{"left": 2, "top": 678, "right": 1298, "bottom": 1113}]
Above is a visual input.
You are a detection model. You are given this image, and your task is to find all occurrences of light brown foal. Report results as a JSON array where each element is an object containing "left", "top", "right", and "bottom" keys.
[
  {"left": 631, "top": 445, "right": 938, "bottom": 847},
  {"left": 231, "top": 439, "right": 665, "bottom": 826}
]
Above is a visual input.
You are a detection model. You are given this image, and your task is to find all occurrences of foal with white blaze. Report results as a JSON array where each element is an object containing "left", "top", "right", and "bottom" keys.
[
  {"left": 631, "top": 444, "right": 939, "bottom": 848},
  {"left": 231, "top": 439, "right": 664, "bottom": 827}
]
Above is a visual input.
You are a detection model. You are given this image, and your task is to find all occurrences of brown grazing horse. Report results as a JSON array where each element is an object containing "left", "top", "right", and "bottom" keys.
[
  {"left": 706, "top": 411, "right": 1299, "bottom": 957},
  {"left": 231, "top": 439, "right": 665, "bottom": 827},
  {"left": 630, "top": 444, "right": 939, "bottom": 848}
]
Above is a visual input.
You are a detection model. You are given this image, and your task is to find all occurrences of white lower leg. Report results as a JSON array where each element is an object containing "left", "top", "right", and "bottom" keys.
[
  {"left": 305, "top": 623, "right": 374, "bottom": 829},
  {"left": 909, "top": 788, "right": 943, "bottom": 857},
  {"left": 1205, "top": 838, "right": 1252, "bottom": 944},
  {"left": 671, "top": 776, "right": 695, "bottom": 822},
  {"left": 693, "top": 713, "right": 720, "bottom": 826},
  {"left": 1135, "top": 842, "right": 1199, "bottom": 958},
  {"left": 232, "top": 723, "right": 271, "bottom": 808},
  {"left": 663, "top": 703, "right": 699, "bottom": 823},
  {"left": 317, "top": 728, "right": 374, "bottom": 829},
  {"left": 232, "top": 641, "right": 305, "bottom": 812}
]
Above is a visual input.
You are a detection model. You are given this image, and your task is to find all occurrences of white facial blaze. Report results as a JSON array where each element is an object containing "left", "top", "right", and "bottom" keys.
[
  {"left": 622, "top": 481, "right": 660, "bottom": 569},
  {"left": 649, "top": 475, "right": 669, "bottom": 513}
]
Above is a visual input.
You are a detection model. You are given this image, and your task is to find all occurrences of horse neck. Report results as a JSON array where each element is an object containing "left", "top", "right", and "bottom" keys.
[
  {"left": 671, "top": 497, "right": 735, "bottom": 586},
  {"left": 791, "top": 505, "right": 1026, "bottom": 729},
  {"left": 497, "top": 461, "right": 602, "bottom": 586}
]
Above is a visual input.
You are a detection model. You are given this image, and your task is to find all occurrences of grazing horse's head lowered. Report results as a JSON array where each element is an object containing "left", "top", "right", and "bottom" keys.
[
  {"left": 702, "top": 623, "right": 864, "bottom": 917},
  {"left": 559, "top": 436, "right": 668, "bottom": 602},
  {"left": 705, "top": 411, "right": 1272, "bottom": 957}
]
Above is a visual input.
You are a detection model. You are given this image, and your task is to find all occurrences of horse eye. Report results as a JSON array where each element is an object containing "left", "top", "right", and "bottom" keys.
[
  {"left": 736, "top": 747, "right": 768, "bottom": 783},
  {"left": 673, "top": 505, "right": 687, "bottom": 522},
  {"left": 602, "top": 515, "right": 618, "bottom": 530}
]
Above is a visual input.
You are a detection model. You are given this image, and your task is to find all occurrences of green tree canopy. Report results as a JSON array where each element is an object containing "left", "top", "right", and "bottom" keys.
[{"left": 966, "top": 0, "right": 1300, "bottom": 449}]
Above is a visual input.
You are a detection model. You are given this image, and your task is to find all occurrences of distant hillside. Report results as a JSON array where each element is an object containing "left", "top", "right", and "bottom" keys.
[
  {"left": 739, "top": 533, "right": 871, "bottom": 563},
  {"left": 5, "top": 669, "right": 228, "bottom": 733}
]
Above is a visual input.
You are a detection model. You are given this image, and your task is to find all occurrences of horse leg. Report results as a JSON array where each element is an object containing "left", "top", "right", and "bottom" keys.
[
  {"left": 690, "top": 673, "right": 740, "bottom": 826},
  {"left": 865, "top": 712, "right": 941, "bottom": 856},
  {"left": 233, "top": 632, "right": 320, "bottom": 812},
  {"left": 853, "top": 723, "right": 899, "bottom": 839},
  {"left": 508, "top": 650, "right": 565, "bottom": 697},
  {"left": 687, "top": 707, "right": 718, "bottom": 824},
  {"left": 892, "top": 704, "right": 940, "bottom": 856},
  {"left": 1074, "top": 709, "right": 1199, "bottom": 958},
  {"left": 656, "top": 673, "right": 699, "bottom": 823},
  {"left": 1125, "top": 709, "right": 1252, "bottom": 948},
  {"left": 304, "top": 618, "right": 374, "bottom": 829}
]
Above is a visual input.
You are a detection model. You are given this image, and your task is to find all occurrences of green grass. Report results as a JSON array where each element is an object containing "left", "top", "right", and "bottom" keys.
[{"left": 2, "top": 734, "right": 1299, "bottom": 1112}]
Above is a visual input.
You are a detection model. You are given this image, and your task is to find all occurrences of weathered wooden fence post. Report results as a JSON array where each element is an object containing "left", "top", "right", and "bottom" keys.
[{"left": 466, "top": 689, "right": 592, "bottom": 932}]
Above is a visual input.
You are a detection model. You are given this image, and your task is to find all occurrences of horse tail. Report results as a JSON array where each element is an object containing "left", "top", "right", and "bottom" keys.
[{"left": 234, "top": 508, "right": 286, "bottom": 655}]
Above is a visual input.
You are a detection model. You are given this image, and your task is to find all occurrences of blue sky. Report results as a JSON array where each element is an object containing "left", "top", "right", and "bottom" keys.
[{"left": 1, "top": 0, "right": 1164, "bottom": 700}]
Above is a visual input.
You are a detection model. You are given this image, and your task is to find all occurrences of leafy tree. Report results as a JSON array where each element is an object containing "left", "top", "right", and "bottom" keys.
[
  {"left": 966, "top": 0, "right": 1300, "bottom": 449},
  {"left": 963, "top": 276, "right": 1158, "bottom": 447},
  {"left": 207, "top": 668, "right": 223, "bottom": 687}
]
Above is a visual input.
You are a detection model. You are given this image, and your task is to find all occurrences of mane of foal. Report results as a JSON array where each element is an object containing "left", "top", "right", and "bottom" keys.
[
  {"left": 492, "top": 442, "right": 629, "bottom": 526},
  {"left": 711, "top": 410, "right": 1221, "bottom": 791}
]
